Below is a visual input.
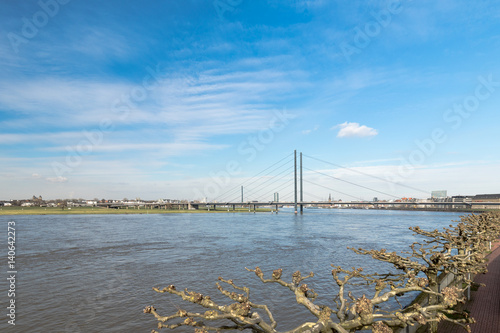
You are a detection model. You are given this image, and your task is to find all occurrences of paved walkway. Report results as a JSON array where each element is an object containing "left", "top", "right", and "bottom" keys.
[{"left": 438, "top": 240, "right": 500, "bottom": 332}]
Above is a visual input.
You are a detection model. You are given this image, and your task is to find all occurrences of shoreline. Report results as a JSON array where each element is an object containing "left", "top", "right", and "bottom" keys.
[
  {"left": 367, "top": 207, "right": 493, "bottom": 213},
  {"left": 309, "top": 207, "right": 494, "bottom": 214},
  {"left": 1, "top": 206, "right": 495, "bottom": 216},
  {"left": 0, "top": 206, "right": 273, "bottom": 216}
]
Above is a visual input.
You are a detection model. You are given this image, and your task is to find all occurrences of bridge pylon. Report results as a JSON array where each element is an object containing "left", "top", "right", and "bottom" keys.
[{"left": 294, "top": 150, "right": 297, "bottom": 214}]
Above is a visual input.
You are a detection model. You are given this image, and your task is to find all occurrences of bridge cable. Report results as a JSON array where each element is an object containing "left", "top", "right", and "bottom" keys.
[
  {"left": 213, "top": 153, "right": 293, "bottom": 201},
  {"left": 211, "top": 153, "right": 293, "bottom": 202},
  {"left": 302, "top": 190, "right": 328, "bottom": 202},
  {"left": 303, "top": 179, "right": 364, "bottom": 201},
  {"left": 224, "top": 163, "right": 294, "bottom": 202},
  {"left": 244, "top": 166, "right": 294, "bottom": 199},
  {"left": 278, "top": 190, "right": 295, "bottom": 202},
  {"left": 215, "top": 154, "right": 293, "bottom": 201},
  {"left": 304, "top": 167, "right": 401, "bottom": 199},
  {"left": 240, "top": 164, "right": 293, "bottom": 198},
  {"left": 250, "top": 174, "right": 295, "bottom": 202},
  {"left": 302, "top": 154, "right": 430, "bottom": 195}
]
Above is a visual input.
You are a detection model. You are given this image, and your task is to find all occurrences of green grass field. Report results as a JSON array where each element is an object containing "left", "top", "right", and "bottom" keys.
[{"left": 0, "top": 206, "right": 271, "bottom": 215}]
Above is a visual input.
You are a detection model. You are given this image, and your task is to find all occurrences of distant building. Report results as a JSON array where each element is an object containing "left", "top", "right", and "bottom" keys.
[
  {"left": 450, "top": 195, "right": 472, "bottom": 209},
  {"left": 472, "top": 194, "right": 500, "bottom": 209},
  {"left": 473, "top": 193, "right": 500, "bottom": 200},
  {"left": 431, "top": 190, "right": 447, "bottom": 199}
]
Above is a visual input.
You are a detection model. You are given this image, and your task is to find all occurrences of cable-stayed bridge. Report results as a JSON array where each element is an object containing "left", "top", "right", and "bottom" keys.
[
  {"left": 99, "top": 151, "right": 498, "bottom": 212},
  {"left": 189, "top": 150, "right": 499, "bottom": 213}
]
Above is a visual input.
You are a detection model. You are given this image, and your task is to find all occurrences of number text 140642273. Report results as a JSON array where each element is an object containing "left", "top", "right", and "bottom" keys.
[{"left": 7, "top": 221, "right": 16, "bottom": 326}]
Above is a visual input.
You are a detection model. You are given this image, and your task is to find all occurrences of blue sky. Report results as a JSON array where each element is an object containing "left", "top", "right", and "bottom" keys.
[{"left": 1, "top": 0, "right": 500, "bottom": 201}]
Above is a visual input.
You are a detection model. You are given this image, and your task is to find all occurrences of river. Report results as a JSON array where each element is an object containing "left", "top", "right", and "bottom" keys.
[{"left": 0, "top": 209, "right": 464, "bottom": 332}]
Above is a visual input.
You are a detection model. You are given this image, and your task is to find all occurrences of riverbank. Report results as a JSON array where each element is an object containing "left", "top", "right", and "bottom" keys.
[
  {"left": 373, "top": 207, "right": 494, "bottom": 213},
  {"left": 0, "top": 206, "right": 272, "bottom": 215},
  {"left": 310, "top": 207, "right": 495, "bottom": 213},
  {"left": 2, "top": 205, "right": 494, "bottom": 215}
]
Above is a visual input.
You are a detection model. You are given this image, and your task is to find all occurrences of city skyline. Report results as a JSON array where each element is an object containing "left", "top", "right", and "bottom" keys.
[{"left": 1, "top": 1, "right": 500, "bottom": 200}]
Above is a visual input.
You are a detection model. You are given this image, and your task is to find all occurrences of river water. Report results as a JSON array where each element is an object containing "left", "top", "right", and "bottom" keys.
[{"left": 0, "top": 209, "right": 464, "bottom": 332}]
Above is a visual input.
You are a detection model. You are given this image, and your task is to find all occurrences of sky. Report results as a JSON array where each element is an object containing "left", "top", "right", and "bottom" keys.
[{"left": 1, "top": 0, "right": 500, "bottom": 201}]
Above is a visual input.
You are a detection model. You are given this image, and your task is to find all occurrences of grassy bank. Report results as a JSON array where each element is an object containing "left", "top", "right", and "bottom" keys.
[{"left": 0, "top": 206, "right": 272, "bottom": 215}]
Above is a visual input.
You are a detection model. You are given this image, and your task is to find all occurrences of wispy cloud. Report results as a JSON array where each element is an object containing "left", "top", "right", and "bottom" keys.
[
  {"left": 46, "top": 176, "right": 68, "bottom": 183},
  {"left": 42, "top": 142, "right": 229, "bottom": 154},
  {"left": 302, "top": 125, "right": 319, "bottom": 135},
  {"left": 0, "top": 63, "right": 306, "bottom": 138},
  {"left": 70, "top": 27, "right": 132, "bottom": 60}
]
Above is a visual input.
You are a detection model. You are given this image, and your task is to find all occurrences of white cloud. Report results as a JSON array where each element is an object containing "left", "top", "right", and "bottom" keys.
[{"left": 333, "top": 122, "right": 378, "bottom": 138}]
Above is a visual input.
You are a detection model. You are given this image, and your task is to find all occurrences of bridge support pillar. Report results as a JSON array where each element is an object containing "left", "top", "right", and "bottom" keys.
[
  {"left": 294, "top": 150, "right": 298, "bottom": 214},
  {"left": 300, "top": 152, "right": 303, "bottom": 214}
]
